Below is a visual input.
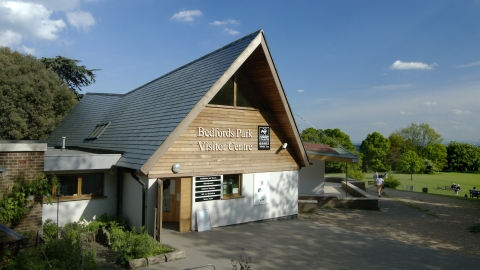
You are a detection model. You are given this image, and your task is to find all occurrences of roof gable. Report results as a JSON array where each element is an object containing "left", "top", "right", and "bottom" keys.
[{"left": 47, "top": 30, "right": 309, "bottom": 172}]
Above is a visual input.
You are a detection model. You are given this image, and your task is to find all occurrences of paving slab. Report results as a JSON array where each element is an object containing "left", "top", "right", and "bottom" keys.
[{"left": 140, "top": 218, "right": 480, "bottom": 270}]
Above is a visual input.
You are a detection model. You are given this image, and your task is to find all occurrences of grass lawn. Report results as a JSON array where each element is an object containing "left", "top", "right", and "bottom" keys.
[{"left": 326, "top": 172, "right": 480, "bottom": 198}]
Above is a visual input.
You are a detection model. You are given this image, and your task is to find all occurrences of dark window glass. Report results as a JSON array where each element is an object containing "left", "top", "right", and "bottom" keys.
[
  {"left": 57, "top": 175, "right": 78, "bottom": 196},
  {"left": 209, "top": 78, "right": 234, "bottom": 106},
  {"left": 82, "top": 174, "right": 103, "bottom": 195},
  {"left": 223, "top": 174, "right": 241, "bottom": 195}
]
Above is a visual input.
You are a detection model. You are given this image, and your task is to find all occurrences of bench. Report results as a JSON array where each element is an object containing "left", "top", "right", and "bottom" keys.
[{"left": 470, "top": 190, "right": 479, "bottom": 199}]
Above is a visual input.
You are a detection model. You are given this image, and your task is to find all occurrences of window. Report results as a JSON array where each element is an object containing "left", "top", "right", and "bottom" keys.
[
  {"left": 222, "top": 174, "right": 242, "bottom": 199},
  {"left": 52, "top": 173, "right": 104, "bottom": 200},
  {"left": 85, "top": 122, "right": 111, "bottom": 140},
  {"left": 209, "top": 69, "right": 265, "bottom": 109}
]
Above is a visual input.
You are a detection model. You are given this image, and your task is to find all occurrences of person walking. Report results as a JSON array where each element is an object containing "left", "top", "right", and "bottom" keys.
[
  {"left": 373, "top": 171, "right": 378, "bottom": 181},
  {"left": 376, "top": 174, "right": 384, "bottom": 197}
]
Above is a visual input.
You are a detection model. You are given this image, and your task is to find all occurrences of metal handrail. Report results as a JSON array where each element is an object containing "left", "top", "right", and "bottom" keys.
[{"left": 183, "top": 264, "right": 216, "bottom": 270}]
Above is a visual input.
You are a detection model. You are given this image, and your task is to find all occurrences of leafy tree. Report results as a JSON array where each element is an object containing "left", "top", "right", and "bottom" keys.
[
  {"left": 360, "top": 132, "right": 390, "bottom": 172},
  {"left": 394, "top": 123, "right": 443, "bottom": 158},
  {"left": 300, "top": 127, "right": 357, "bottom": 173},
  {"left": 0, "top": 47, "right": 78, "bottom": 140},
  {"left": 425, "top": 143, "right": 447, "bottom": 172},
  {"left": 398, "top": 150, "right": 424, "bottom": 179},
  {"left": 40, "top": 56, "right": 99, "bottom": 99},
  {"left": 386, "top": 133, "right": 405, "bottom": 171},
  {"left": 446, "top": 141, "right": 480, "bottom": 172}
]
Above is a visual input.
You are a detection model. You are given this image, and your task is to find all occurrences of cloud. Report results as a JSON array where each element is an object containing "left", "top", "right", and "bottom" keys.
[
  {"left": 0, "top": 1, "right": 66, "bottom": 43},
  {"left": 373, "top": 122, "right": 388, "bottom": 126},
  {"left": 222, "top": 28, "right": 240, "bottom": 35},
  {"left": 66, "top": 11, "right": 95, "bottom": 32},
  {"left": 400, "top": 111, "right": 412, "bottom": 115},
  {"left": 209, "top": 19, "right": 240, "bottom": 26},
  {"left": 389, "top": 60, "right": 436, "bottom": 70},
  {"left": 423, "top": 101, "right": 437, "bottom": 106},
  {"left": 297, "top": 89, "right": 304, "bottom": 93},
  {"left": 373, "top": 84, "right": 412, "bottom": 90},
  {"left": 171, "top": 10, "right": 203, "bottom": 22},
  {"left": 452, "top": 109, "right": 472, "bottom": 115},
  {"left": 456, "top": 60, "right": 480, "bottom": 68},
  {"left": 0, "top": 30, "right": 22, "bottom": 47},
  {"left": 21, "top": 45, "right": 36, "bottom": 55}
]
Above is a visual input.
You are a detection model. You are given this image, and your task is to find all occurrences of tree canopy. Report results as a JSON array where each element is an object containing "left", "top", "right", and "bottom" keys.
[
  {"left": 40, "top": 56, "right": 99, "bottom": 99},
  {"left": 360, "top": 132, "right": 390, "bottom": 172},
  {"left": 393, "top": 123, "right": 443, "bottom": 158},
  {"left": 0, "top": 47, "right": 78, "bottom": 140},
  {"left": 301, "top": 127, "right": 356, "bottom": 173},
  {"left": 446, "top": 141, "right": 480, "bottom": 172},
  {"left": 398, "top": 150, "right": 424, "bottom": 179}
]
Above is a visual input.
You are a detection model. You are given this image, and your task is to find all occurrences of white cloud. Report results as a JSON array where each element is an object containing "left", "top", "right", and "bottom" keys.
[
  {"left": 373, "top": 122, "right": 388, "bottom": 126},
  {"left": 171, "top": 10, "right": 203, "bottom": 22},
  {"left": 21, "top": 44, "right": 36, "bottom": 55},
  {"left": 297, "top": 89, "right": 304, "bottom": 93},
  {"left": 28, "top": 0, "right": 81, "bottom": 12},
  {"left": 452, "top": 109, "right": 472, "bottom": 115},
  {"left": 389, "top": 60, "right": 436, "bottom": 70},
  {"left": 66, "top": 10, "right": 95, "bottom": 32},
  {"left": 456, "top": 60, "right": 480, "bottom": 68},
  {"left": 423, "top": 101, "right": 437, "bottom": 106},
  {"left": 0, "top": 29, "right": 22, "bottom": 46},
  {"left": 209, "top": 19, "right": 239, "bottom": 26},
  {"left": 400, "top": 111, "right": 412, "bottom": 115},
  {"left": 0, "top": 1, "right": 66, "bottom": 42},
  {"left": 222, "top": 28, "right": 239, "bottom": 35}
]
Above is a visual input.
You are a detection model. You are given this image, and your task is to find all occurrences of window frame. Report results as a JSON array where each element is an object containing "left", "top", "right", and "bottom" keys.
[
  {"left": 52, "top": 172, "right": 105, "bottom": 201},
  {"left": 222, "top": 174, "right": 243, "bottom": 199}
]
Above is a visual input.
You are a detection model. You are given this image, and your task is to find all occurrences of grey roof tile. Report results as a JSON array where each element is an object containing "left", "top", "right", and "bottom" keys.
[{"left": 47, "top": 30, "right": 262, "bottom": 171}]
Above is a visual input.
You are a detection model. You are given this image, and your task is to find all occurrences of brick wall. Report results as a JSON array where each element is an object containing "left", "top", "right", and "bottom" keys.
[{"left": 0, "top": 143, "right": 46, "bottom": 234}]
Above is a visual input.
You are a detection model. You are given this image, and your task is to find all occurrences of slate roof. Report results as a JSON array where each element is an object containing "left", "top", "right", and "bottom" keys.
[
  {"left": 303, "top": 142, "right": 358, "bottom": 164},
  {"left": 47, "top": 30, "right": 262, "bottom": 170}
]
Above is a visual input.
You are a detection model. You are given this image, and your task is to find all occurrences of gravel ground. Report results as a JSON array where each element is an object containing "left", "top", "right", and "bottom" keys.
[{"left": 299, "top": 186, "right": 480, "bottom": 258}]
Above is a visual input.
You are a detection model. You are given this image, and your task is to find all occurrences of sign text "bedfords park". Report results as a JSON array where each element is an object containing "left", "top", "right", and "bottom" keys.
[{"left": 197, "top": 127, "right": 253, "bottom": 151}]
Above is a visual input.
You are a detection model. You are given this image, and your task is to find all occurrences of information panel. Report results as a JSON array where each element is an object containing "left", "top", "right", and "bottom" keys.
[
  {"left": 195, "top": 175, "right": 222, "bottom": 202},
  {"left": 258, "top": 126, "right": 270, "bottom": 150}
]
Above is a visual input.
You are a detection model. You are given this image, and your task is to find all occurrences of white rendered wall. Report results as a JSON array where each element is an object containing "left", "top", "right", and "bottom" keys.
[
  {"left": 42, "top": 170, "right": 118, "bottom": 226},
  {"left": 191, "top": 170, "right": 298, "bottom": 230},
  {"left": 298, "top": 160, "right": 325, "bottom": 195},
  {"left": 122, "top": 172, "right": 144, "bottom": 230}
]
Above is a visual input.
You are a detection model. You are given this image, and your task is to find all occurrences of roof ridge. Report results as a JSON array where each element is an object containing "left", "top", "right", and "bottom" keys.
[
  {"left": 123, "top": 29, "right": 263, "bottom": 96},
  {"left": 85, "top": 92, "right": 125, "bottom": 97}
]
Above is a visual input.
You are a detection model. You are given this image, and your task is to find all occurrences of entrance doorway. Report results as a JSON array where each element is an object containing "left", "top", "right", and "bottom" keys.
[{"left": 157, "top": 177, "right": 192, "bottom": 234}]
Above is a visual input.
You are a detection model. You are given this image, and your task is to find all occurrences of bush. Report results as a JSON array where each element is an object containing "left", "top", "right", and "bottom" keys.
[
  {"left": 347, "top": 164, "right": 364, "bottom": 180},
  {"left": 384, "top": 174, "right": 401, "bottom": 189},
  {"left": 110, "top": 226, "right": 173, "bottom": 264}
]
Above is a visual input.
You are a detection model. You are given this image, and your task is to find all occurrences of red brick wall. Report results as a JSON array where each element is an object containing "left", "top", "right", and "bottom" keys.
[{"left": 0, "top": 151, "right": 45, "bottom": 233}]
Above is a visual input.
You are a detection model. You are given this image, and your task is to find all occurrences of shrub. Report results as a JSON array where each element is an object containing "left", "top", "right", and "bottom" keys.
[
  {"left": 110, "top": 226, "right": 173, "bottom": 264},
  {"left": 384, "top": 174, "right": 401, "bottom": 189}
]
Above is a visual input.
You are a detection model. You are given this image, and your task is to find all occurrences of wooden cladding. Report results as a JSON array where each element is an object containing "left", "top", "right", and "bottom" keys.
[{"left": 149, "top": 107, "right": 299, "bottom": 177}]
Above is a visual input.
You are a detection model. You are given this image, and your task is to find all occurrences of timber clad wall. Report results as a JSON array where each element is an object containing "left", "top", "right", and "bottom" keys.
[
  {"left": 150, "top": 106, "right": 299, "bottom": 177},
  {"left": 0, "top": 151, "right": 44, "bottom": 232}
]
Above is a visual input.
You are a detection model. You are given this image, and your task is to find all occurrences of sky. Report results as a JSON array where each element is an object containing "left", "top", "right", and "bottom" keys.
[{"left": 1, "top": 0, "right": 480, "bottom": 144}]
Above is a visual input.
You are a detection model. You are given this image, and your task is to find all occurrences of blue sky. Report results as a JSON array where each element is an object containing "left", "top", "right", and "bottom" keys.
[{"left": 1, "top": 0, "right": 480, "bottom": 144}]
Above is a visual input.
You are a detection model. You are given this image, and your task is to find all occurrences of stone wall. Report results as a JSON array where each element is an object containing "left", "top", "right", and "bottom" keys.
[{"left": 0, "top": 142, "right": 47, "bottom": 234}]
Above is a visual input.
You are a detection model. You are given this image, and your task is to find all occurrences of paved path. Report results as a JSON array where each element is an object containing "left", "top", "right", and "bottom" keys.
[{"left": 141, "top": 218, "right": 480, "bottom": 270}]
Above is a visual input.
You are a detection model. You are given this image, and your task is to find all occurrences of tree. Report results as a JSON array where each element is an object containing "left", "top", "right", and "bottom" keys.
[
  {"left": 0, "top": 47, "right": 78, "bottom": 140},
  {"left": 360, "top": 132, "right": 390, "bottom": 172},
  {"left": 386, "top": 133, "right": 405, "bottom": 171},
  {"left": 394, "top": 123, "right": 443, "bottom": 158},
  {"left": 398, "top": 150, "right": 424, "bottom": 179},
  {"left": 446, "top": 141, "right": 480, "bottom": 172},
  {"left": 302, "top": 128, "right": 356, "bottom": 173},
  {"left": 425, "top": 143, "right": 447, "bottom": 172},
  {"left": 40, "top": 56, "right": 99, "bottom": 99}
]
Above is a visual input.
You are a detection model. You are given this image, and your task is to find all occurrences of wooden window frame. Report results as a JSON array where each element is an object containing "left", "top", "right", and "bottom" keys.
[
  {"left": 52, "top": 173, "right": 106, "bottom": 201},
  {"left": 222, "top": 174, "right": 243, "bottom": 199}
]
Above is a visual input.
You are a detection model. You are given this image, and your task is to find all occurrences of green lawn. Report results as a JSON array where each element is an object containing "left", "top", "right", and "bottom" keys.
[{"left": 326, "top": 172, "right": 480, "bottom": 198}]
